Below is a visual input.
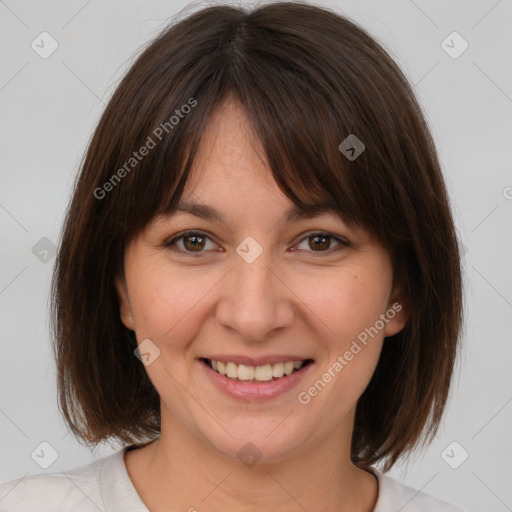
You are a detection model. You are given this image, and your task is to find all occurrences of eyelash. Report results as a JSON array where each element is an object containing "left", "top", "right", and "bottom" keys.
[{"left": 164, "top": 230, "right": 348, "bottom": 257}]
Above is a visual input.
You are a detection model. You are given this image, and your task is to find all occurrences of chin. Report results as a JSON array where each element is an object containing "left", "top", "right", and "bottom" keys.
[{"left": 201, "top": 415, "right": 312, "bottom": 466}]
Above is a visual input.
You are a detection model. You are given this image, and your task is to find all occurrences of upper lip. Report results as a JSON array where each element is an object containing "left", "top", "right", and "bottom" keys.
[{"left": 201, "top": 355, "right": 313, "bottom": 366}]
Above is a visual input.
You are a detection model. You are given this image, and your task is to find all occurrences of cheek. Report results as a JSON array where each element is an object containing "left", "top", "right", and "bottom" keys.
[
  {"left": 321, "top": 337, "right": 384, "bottom": 423},
  {"left": 292, "top": 267, "right": 390, "bottom": 411},
  {"left": 127, "top": 265, "right": 220, "bottom": 346},
  {"left": 327, "top": 273, "right": 390, "bottom": 375},
  {"left": 293, "top": 268, "right": 392, "bottom": 344}
]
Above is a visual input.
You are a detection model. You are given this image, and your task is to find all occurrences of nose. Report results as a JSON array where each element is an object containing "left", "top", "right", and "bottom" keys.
[{"left": 215, "top": 249, "right": 295, "bottom": 342}]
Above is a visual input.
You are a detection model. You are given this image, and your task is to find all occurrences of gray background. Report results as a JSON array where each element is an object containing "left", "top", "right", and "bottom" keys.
[{"left": 1, "top": 0, "right": 511, "bottom": 511}]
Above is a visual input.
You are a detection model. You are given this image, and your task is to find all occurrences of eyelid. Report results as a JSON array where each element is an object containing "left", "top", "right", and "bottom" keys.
[{"left": 164, "top": 229, "right": 349, "bottom": 255}]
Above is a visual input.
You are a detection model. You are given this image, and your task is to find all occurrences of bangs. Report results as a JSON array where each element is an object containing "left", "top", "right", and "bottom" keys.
[{"left": 95, "top": 6, "right": 414, "bottom": 253}]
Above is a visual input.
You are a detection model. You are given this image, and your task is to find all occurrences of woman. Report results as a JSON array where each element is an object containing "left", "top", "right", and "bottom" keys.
[{"left": 0, "top": 2, "right": 467, "bottom": 510}]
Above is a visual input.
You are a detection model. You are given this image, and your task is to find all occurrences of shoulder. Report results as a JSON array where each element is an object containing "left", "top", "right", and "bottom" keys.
[
  {"left": 370, "top": 467, "right": 469, "bottom": 512},
  {"left": 0, "top": 450, "right": 118, "bottom": 512}
]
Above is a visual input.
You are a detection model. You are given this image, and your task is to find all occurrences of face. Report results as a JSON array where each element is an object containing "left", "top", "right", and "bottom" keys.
[{"left": 115, "top": 98, "right": 407, "bottom": 465}]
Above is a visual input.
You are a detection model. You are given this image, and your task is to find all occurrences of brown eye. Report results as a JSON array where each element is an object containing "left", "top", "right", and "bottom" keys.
[
  {"left": 182, "top": 233, "right": 206, "bottom": 251},
  {"left": 309, "top": 234, "right": 331, "bottom": 251},
  {"left": 165, "top": 231, "right": 217, "bottom": 254},
  {"left": 294, "top": 232, "right": 347, "bottom": 254},
  {"left": 165, "top": 230, "right": 347, "bottom": 257}
]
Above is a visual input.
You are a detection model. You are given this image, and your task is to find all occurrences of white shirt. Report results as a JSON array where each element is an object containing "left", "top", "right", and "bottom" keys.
[{"left": 0, "top": 446, "right": 468, "bottom": 511}]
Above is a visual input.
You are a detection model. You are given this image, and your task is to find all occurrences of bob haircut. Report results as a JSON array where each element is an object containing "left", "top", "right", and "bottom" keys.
[{"left": 51, "top": 1, "right": 463, "bottom": 471}]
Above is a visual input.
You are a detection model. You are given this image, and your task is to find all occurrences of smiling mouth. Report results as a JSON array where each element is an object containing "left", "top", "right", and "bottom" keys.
[{"left": 200, "top": 358, "right": 314, "bottom": 382}]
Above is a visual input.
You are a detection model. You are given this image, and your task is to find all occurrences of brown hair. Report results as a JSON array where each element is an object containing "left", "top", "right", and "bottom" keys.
[{"left": 50, "top": 1, "right": 463, "bottom": 471}]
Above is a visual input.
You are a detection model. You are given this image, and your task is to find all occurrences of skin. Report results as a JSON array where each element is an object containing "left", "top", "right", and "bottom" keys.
[{"left": 115, "top": 96, "right": 408, "bottom": 512}]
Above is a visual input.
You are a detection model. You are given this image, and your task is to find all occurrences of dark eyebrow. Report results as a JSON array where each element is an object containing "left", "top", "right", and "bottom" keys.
[{"left": 172, "top": 200, "right": 341, "bottom": 223}]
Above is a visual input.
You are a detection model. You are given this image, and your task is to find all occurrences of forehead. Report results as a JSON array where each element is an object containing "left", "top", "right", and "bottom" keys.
[
  {"left": 159, "top": 98, "right": 343, "bottom": 224},
  {"left": 171, "top": 200, "right": 343, "bottom": 224}
]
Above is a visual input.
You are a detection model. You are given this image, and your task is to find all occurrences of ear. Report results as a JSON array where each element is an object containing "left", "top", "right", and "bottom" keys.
[
  {"left": 383, "top": 282, "right": 409, "bottom": 337},
  {"left": 114, "top": 273, "right": 135, "bottom": 331}
]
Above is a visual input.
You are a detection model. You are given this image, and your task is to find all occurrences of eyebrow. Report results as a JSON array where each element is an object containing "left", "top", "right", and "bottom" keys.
[{"left": 171, "top": 200, "right": 341, "bottom": 224}]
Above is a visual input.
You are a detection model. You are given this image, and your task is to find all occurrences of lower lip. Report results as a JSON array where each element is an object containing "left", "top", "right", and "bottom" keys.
[{"left": 198, "top": 359, "right": 314, "bottom": 402}]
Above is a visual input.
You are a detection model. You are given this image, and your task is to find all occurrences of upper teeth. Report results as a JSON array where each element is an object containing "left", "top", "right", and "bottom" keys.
[{"left": 210, "top": 360, "right": 305, "bottom": 381}]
